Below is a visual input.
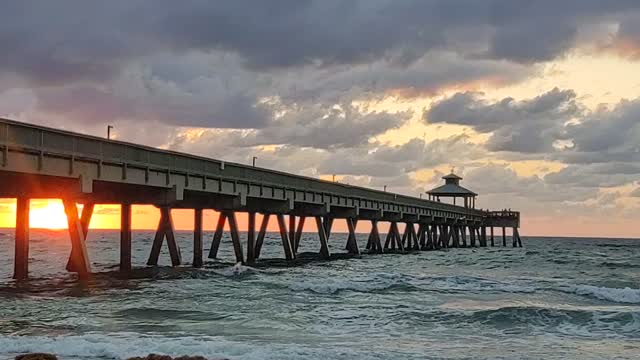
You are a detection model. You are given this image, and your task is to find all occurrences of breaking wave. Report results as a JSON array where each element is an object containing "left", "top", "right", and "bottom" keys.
[{"left": 573, "top": 285, "right": 640, "bottom": 304}]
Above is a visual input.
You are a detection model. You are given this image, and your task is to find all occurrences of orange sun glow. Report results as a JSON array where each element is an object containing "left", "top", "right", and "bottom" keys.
[{"left": 28, "top": 200, "right": 70, "bottom": 229}]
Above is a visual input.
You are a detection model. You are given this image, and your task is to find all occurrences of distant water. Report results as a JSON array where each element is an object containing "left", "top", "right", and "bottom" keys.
[{"left": 0, "top": 229, "right": 639, "bottom": 360}]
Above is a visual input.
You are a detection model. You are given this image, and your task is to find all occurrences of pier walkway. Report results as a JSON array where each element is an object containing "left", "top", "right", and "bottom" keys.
[{"left": 0, "top": 118, "right": 521, "bottom": 280}]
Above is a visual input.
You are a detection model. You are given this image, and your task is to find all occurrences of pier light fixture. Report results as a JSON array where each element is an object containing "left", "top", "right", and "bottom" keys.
[
  {"left": 252, "top": 156, "right": 258, "bottom": 167},
  {"left": 107, "top": 125, "right": 114, "bottom": 140}
]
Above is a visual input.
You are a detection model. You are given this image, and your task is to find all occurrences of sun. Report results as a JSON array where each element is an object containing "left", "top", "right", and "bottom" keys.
[{"left": 29, "top": 200, "right": 69, "bottom": 230}]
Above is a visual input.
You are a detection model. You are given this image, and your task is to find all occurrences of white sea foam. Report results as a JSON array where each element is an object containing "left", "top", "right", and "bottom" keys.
[
  {"left": 574, "top": 285, "right": 640, "bottom": 304},
  {"left": 213, "top": 262, "right": 254, "bottom": 277},
  {"left": 0, "top": 333, "right": 362, "bottom": 360}
]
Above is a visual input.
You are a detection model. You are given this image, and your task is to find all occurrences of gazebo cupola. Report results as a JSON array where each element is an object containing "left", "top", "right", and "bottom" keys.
[{"left": 426, "top": 172, "right": 478, "bottom": 208}]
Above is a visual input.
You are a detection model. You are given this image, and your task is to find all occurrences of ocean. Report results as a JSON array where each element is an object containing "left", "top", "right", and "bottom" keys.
[{"left": 0, "top": 229, "right": 638, "bottom": 360}]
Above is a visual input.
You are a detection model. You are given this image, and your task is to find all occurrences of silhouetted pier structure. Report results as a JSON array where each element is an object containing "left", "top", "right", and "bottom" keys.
[{"left": 0, "top": 118, "right": 522, "bottom": 280}]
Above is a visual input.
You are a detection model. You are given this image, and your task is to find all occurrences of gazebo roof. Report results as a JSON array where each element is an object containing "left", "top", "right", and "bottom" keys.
[
  {"left": 442, "top": 173, "right": 462, "bottom": 180},
  {"left": 427, "top": 183, "right": 477, "bottom": 196}
]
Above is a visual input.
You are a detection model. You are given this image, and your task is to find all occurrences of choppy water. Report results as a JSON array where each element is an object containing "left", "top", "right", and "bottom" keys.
[{"left": 0, "top": 229, "right": 639, "bottom": 359}]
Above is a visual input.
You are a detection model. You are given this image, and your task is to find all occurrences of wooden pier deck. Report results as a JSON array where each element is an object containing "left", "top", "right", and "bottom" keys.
[{"left": 0, "top": 118, "right": 522, "bottom": 280}]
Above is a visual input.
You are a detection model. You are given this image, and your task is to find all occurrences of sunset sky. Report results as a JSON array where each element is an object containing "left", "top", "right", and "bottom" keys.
[{"left": 1, "top": 1, "right": 639, "bottom": 237}]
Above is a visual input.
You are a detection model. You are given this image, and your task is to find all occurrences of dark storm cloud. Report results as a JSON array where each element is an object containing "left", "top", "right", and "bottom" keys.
[
  {"left": 426, "top": 88, "right": 580, "bottom": 153},
  {"left": 483, "top": 0, "right": 639, "bottom": 62},
  {"left": 2, "top": 0, "right": 639, "bottom": 133},
  {"left": 2, "top": 1, "right": 639, "bottom": 86}
]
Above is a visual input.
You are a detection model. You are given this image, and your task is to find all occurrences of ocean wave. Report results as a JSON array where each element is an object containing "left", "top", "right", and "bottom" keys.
[
  {"left": 289, "top": 279, "right": 417, "bottom": 294},
  {"left": 574, "top": 285, "right": 640, "bottom": 304},
  {"left": 464, "top": 306, "right": 640, "bottom": 336},
  {"left": 425, "top": 276, "right": 536, "bottom": 294},
  {"left": 600, "top": 261, "right": 640, "bottom": 269},
  {"left": 288, "top": 274, "right": 536, "bottom": 295},
  {"left": 0, "top": 333, "right": 364, "bottom": 360},
  {"left": 115, "top": 307, "right": 214, "bottom": 321}
]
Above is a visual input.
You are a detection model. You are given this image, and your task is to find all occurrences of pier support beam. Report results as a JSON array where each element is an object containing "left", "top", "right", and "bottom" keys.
[
  {"left": 480, "top": 227, "right": 487, "bottom": 247},
  {"left": 293, "top": 216, "right": 306, "bottom": 254},
  {"left": 402, "top": 223, "right": 419, "bottom": 250},
  {"left": 424, "top": 224, "right": 433, "bottom": 250},
  {"left": 451, "top": 225, "right": 460, "bottom": 248},
  {"left": 502, "top": 227, "right": 506, "bottom": 247},
  {"left": 63, "top": 200, "right": 91, "bottom": 279},
  {"left": 314, "top": 216, "right": 331, "bottom": 259},
  {"left": 431, "top": 225, "right": 439, "bottom": 250},
  {"left": 205, "top": 211, "right": 242, "bottom": 263},
  {"left": 385, "top": 222, "right": 404, "bottom": 252},
  {"left": 366, "top": 220, "right": 383, "bottom": 253},
  {"left": 147, "top": 207, "right": 181, "bottom": 266},
  {"left": 323, "top": 217, "right": 334, "bottom": 240},
  {"left": 460, "top": 226, "right": 467, "bottom": 247},
  {"left": 254, "top": 214, "right": 270, "bottom": 260},
  {"left": 469, "top": 226, "right": 476, "bottom": 247},
  {"left": 66, "top": 203, "right": 94, "bottom": 272},
  {"left": 193, "top": 208, "right": 203, "bottom": 268},
  {"left": 246, "top": 212, "right": 256, "bottom": 264},
  {"left": 516, "top": 227, "right": 523, "bottom": 247},
  {"left": 345, "top": 218, "right": 360, "bottom": 255},
  {"left": 227, "top": 211, "right": 244, "bottom": 264},
  {"left": 408, "top": 223, "right": 419, "bottom": 250},
  {"left": 490, "top": 227, "right": 495, "bottom": 247},
  {"left": 393, "top": 222, "right": 404, "bottom": 252},
  {"left": 439, "top": 225, "right": 448, "bottom": 249},
  {"left": 512, "top": 227, "right": 522, "bottom": 247},
  {"left": 120, "top": 203, "right": 132, "bottom": 273},
  {"left": 276, "top": 214, "right": 295, "bottom": 260},
  {"left": 13, "top": 197, "right": 30, "bottom": 280},
  {"left": 208, "top": 212, "right": 227, "bottom": 259},
  {"left": 289, "top": 215, "right": 296, "bottom": 253}
]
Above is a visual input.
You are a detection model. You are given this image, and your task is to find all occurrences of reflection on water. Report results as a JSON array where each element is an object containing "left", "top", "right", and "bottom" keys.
[{"left": 0, "top": 230, "right": 639, "bottom": 359}]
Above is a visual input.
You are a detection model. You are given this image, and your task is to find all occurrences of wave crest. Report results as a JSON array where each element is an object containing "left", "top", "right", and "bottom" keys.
[{"left": 574, "top": 285, "right": 640, "bottom": 304}]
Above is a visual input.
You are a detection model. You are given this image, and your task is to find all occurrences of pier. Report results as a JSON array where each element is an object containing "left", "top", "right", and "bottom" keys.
[{"left": 0, "top": 118, "right": 522, "bottom": 280}]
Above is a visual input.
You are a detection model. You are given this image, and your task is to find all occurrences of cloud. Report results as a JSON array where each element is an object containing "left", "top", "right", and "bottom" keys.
[
  {"left": 426, "top": 88, "right": 580, "bottom": 153},
  {"left": 256, "top": 102, "right": 410, "bottom": 149},
  {"left": 631, "top": 187, "right": 640, "bottom": 197},
  {"left": 1, "top": 1, "right": 640, "bottom": 236},
  {"left": 2, "top": 1, "right": 638, "bottom": 86},
  {"left": 463, "top": 164, "right": 594, "bottom": 202},
  {"left": 94, "top": 207, "right": 120, "bottom": 215},
  {"left": 604, "top": 12, "right": 640, "bottom": 59},
  {"left": 544, "top": 164, "right": 640, "bottom": 188},
  {"left": 559, "top": 98, "right": 640, "bottom": 164}
]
